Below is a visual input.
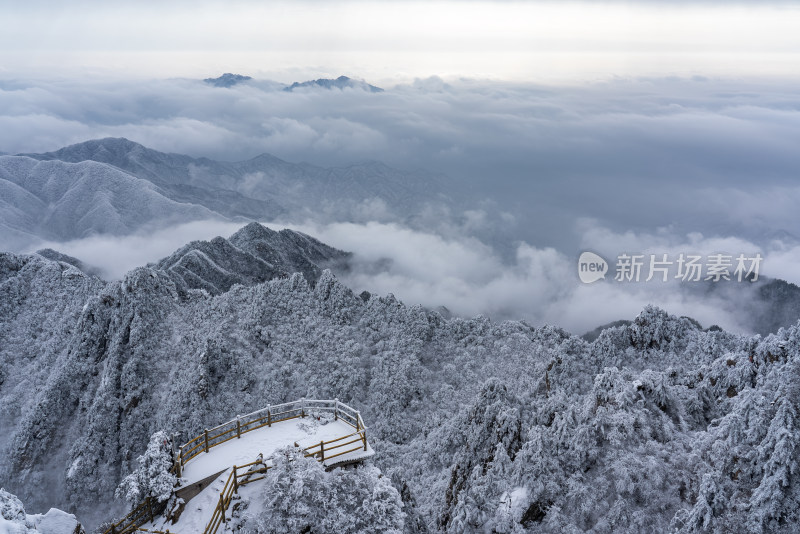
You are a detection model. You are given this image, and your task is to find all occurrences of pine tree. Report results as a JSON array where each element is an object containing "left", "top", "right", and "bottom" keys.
[{"left": 115, "top": 431, "right": 176, "bottom": 506}]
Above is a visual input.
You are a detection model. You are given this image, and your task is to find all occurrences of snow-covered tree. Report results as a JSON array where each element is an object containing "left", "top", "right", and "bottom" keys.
[
  {"left": 115, "top": 431, "right": 176, "bottom": 506},
  {"left": 242, "top": 448, "right": 404, "bottom": 533},
  {"left": 0, "top": 488, "right": 84, "bottom": 534},
  {"left": 3, "top": 245, "right": 800, "bottom": 533}
]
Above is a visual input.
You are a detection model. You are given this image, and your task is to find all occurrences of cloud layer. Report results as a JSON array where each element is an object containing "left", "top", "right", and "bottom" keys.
[
  {"left": 2, "top": 75, "right": 800, "bottom": 251},
  {"left": 29, "top": 218, "right": 800, "bottom": 336},
  {"left": 292, "top": 220, "right": 800, "bottom": 334},
  {"left": 3, "top": 72, "right": 800, "bottom": 334}
]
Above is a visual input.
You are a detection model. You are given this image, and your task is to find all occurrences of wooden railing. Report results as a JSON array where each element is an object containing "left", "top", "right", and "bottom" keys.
[
  {"left": 104, "top": 497, "right": 165, "bottom": 534},
  {"left": 203, "top": 457, "right": 268, "bottom": 534},
  {"left": 105, "top": 399, "right": 368, "bottom": 534},
  {"left": 200, "top": 399, "right": 369, "bottom": 534}
]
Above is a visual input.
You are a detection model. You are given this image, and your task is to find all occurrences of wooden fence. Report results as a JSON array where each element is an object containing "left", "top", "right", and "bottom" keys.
[
  {"left": 202, "top": 457, "right": 268, "bottom": 534},
  {"left": 104, "top": 496, "right": 165, "bottom": 534},
  {"left": 105, "top": 399, "right": 368, "bottom": 534}
]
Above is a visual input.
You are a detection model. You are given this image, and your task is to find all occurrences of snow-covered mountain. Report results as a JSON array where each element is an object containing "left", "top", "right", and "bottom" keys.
[
  {"left": 1, "top": 223, "right": 799, "bottom": 532},
  {"left": 0, "top": 155, "right": 224, "bottom": 250},
  {"left": 203, "top": 73, "right": 252, "bottom": 87},
  {"left": 7, "top": 137, "right": 458, "bottom": 249},
  {"left": 591, "top": 276, "right": 800, "bottom": 340},
  {"left": 35, "top": 248, "right": 103, "bottom": 278},
  {"left": 201, "top": 72, "right": 382, "bottom": 91},
  {"left": 16, "top": 138, "right": 285, "bottom": 221},
  {"left": 713, "top": 276, "right": 800, "bottom": 336},
  {"left": 581, "top": 276, "right": 800, "bottom": 339},
  {"left": 152, "top": 222, "right": 350, "bottom": 295},
  {"left": 20, "top": 138, "right": 454, "bottom": 211},
  {"left": 284, "top": 75, "right": 384, "bottom": 92}
]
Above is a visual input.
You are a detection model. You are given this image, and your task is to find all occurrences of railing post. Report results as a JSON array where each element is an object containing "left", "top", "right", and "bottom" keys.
[
  {"left": 334, "top": 398, "right": 339, "bottom": 420},
  {"left": 233, "top": 465, "right": 239, "bottom": 492},
  {"left": 236, "top": 416, "right": 241, "bottom": 439},
  {"left": 301, "top": 397, "right": 306, "bottom": 418},
  {"left": 363, "top": 428, "right": 367, "bottom": 451},
  {"left": 356, "top": 411, "right": 361, "bottom": 431},
  {"left": 204, "top": 429, "right": 209, "bottom": 453},
  {"left": 179, "top": 445, "right": 184, "bottom": 467},
  {"left": 219, "top": 494, "right": 226, "bottom": 524},
  {"left": 172, "top": 433, "right": 181, "bottom": 477},
  {"left": 267, "top": 404, "right": 272, "bottom": 427},
  {"left": 148, "top": 497, "right": 154, "bottom": 522},
  {"left": 320, "top": 440, "right": 325, "bottom": 462}
]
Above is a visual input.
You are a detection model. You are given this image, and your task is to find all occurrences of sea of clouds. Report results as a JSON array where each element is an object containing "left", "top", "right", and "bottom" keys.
[{"left": 4, "top": 73, "right": 800, "bottom": 334}]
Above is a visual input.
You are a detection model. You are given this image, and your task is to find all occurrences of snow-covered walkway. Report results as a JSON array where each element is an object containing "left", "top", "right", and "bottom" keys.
[
  {"left": 180, "top": 414, "right": 372, "bottom": 487},
  {"left": 107, "top": 400, "right": 375, "bottom": 534},
  {"left": 138, "top": 412, "right": 374, "bottom": 534}
]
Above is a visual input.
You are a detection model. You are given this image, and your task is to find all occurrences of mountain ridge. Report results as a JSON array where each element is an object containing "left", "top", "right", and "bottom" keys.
[
  {"left": 203, "top": 73, "right": 252, "bottom": 87},
  {"left": 0, "top": 155, "right": 225, "bottom": 250},
  {"left": 284, "top": 75, "right": 384, "bottom": 93},
  {"left": 152, "top": 222, "right": 350, "bottom": 296},
  {"left": 2, "top": 238, "right": 798, "bottom": 532},
  {"left": 10, "top": 137, "right": 460, "bottom": 250}
]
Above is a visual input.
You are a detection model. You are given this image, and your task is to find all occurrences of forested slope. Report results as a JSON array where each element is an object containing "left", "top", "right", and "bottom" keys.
[{"left": 0, "top": 229, "right": 798, "bottom": 533}]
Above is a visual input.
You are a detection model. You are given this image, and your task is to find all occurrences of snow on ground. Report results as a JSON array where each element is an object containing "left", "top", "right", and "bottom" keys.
[
  {"left": 143, "top": 470, "right": 229, "bottom": 534},
  {"left": 180, "top": 414, "right": 364, "bottom": 486},
  {"left": 295, "top": 435, "right": 375, "bottom": 469},
  {"left": 140, "top": 413, "right": 374, "bottom": 533},
  {"left": 31, "top": 508, "right": 83, "bottom": 533},
  {"left": 0, "top": 502, "right": 81, "bottom": 534}
]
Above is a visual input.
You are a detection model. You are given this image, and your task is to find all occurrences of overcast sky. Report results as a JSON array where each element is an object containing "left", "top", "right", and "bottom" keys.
[{"left": 1, "top": 1, "right": 799, "bottom": 81}]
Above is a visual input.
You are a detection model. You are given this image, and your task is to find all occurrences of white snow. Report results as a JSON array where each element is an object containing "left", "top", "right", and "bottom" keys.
[
  {"left": 66, "top": 457, "right": 81, "bottom": 480},
  {"left": 509, "top": 487, "right": 528, "bottom": 510},
  {"left": 143, "top": 470, "right": 229, "bottom": 534},
  {"left": 0, "top": 518, "right": 24, "bottom": 534},
  {"left": 496, "top": 486, "right": 529, "bottom": 527},
  {"left": 30, "top": 509, "right": 81, "bottom": 534},
  {"left": 141, "top": 415, "right": 374, "bottom": 534},
  {"left": 180, "top": 415, "right": 370, "bottom": 486},
  {"left": 0, "top": 508, "right": 81, "bottom": 534}
]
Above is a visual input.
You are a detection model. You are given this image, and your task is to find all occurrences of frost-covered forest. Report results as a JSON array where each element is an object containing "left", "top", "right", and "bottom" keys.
[
  {"left": 1, "top": 223, "right": 799, "bottom": 533},
  {"left": 0, "top": 488, "right": 83, "bottom": 534}
]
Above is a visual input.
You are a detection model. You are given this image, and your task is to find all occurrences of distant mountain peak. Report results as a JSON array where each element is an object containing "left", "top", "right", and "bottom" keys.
[
  {"left": 35, "top": 248, "right": 102, "bottom": 277},
  {"left": 204, "top": 73, "right": 253, "bottom": 88},
  {"left": 230, "top": 221, "right": 279, "bottom": 242},
  {"left": 8, "top": 137, "right": 459, "bottom": 253},
  {"left": 152, "top": 222, "right": 350, "bottom": 295},
  {"left": 17, "top": 137, "right": 149, "bottom": 163},
  {"left": 284, "top": 75, "right": 383, "bottom": 93},
  {"left": 37, "top": 137, "right": 141, "bottom": 153}
]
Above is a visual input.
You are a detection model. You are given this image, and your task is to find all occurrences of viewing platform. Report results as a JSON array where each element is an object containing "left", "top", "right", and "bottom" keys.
[{"left": 105, "top": 399, "right": 374, "bottom": 534}]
